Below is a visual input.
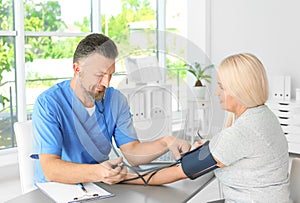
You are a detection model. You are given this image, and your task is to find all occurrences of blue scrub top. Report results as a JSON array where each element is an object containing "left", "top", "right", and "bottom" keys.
[{"left": 32, "top": 80, "right": 137, "bottom": 183}]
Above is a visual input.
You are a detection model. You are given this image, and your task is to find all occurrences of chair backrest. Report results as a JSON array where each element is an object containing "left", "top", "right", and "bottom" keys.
[
  {"left": 290, "top": 158, "right": 300, "bottom": 203},
  {"left": 14, "top": 120, "right": 37, "bottom": 194}
]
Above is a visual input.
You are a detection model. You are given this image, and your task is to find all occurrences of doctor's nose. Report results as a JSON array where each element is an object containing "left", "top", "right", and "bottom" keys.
[{"left": 99, "top": 74, "right": 110, "bottom": 88}]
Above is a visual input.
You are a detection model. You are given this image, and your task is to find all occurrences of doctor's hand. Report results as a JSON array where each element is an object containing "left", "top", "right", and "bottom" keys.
[
  {"left": 96, "top": 157, "right": 127, "bottom": 184},
  {"left": 165, "top": 136, "right": 191, "bottom": 160}
]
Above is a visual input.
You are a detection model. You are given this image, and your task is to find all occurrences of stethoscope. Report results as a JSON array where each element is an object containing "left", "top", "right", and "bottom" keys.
[{"left": 96, "top": 99, "right": 181, "bottom": 185}]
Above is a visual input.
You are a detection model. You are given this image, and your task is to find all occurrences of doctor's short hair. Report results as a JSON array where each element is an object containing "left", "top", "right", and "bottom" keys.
[
  {"left": 218, "top": 53, "right": 269, "bottom": 107},
  {"left": 73, "top": 33, "right": 119, "bottom": 63}
]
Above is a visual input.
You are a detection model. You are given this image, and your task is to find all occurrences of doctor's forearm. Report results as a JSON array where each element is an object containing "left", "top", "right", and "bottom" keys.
[
  {"left": 120, "top": 137, "right": 171, "bottom": 166},
  {"left": 39, "top": 154, "right": 101, "bottom": 183},
  {"left": 39, "top": 154, "right": 123, "bottom": 184}
]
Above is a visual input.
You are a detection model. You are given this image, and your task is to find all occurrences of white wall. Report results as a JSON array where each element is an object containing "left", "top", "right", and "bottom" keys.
[
  {"left": 210, "top": 0, "right": 300, "bottom": 99},
  {"left": 187, "top": 0, "right": 226, "bottom": 134},
  {"left": 187, "top": 0, "right": 207, "bottom": 54},
  {"left": 186, "top": 0, "right": 300, "bottom": 131}
]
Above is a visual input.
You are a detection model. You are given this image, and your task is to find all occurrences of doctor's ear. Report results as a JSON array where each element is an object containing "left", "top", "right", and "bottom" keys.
[{"left": 73, "top": 63, "right": 81, "bottom": 74}]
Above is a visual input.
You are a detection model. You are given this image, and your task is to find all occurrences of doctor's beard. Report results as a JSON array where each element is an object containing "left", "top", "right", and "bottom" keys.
[{"left": 77, "top": 76, "right": 106, "bottom": 103}]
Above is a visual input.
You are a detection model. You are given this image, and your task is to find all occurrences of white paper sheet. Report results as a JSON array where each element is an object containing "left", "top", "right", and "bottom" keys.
[{"left": 36, "top": 182, "right": 114, "bottom": 203}]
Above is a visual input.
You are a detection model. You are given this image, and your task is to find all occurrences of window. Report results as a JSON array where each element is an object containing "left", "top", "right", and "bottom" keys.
[
  {"left": 101, "top": 0, "right": 157, "bottom": 87},
  {"left": 24, "top": 0, "right": 91, "bottom": 32},
  {"left": 24, "top": 0, "right": 92, "bottom": 107},
  {"left": 0, "top": 0, "right": 92, "bottom": 149},
  {"left": 165, "top": 0, "right": 188, "bottom": 122},
  {"left": 0, "top": 0, "right": 16, "bottom": 149},
  {"left": 0, "top": 0, "right": 189, "bottom": 150}
]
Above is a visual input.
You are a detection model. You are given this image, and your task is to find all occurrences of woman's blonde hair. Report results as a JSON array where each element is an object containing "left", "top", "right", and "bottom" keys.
[{"left": 218, "top": 53, "right": 269, "bottom": 127}]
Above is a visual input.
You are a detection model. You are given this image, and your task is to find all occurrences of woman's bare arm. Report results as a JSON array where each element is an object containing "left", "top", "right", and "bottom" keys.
[{"left": 122, "top": 164, "right": 187, "bottom": 185}]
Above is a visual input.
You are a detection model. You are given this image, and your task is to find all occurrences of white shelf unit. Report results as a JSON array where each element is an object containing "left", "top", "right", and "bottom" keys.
[
  {"left": 185, "top": 98, "right": 211, "bottom": 144},
  {"left": 119, "top": 84, "right": 174, "bottom": 162},
  {"left": 118, "top": 84, "right": 172, "bottom": 142},
  {"left": 266, "top": 100, "right": 300, "bottom": 154}
]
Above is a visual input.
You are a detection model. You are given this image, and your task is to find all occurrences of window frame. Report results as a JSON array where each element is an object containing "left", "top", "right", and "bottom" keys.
[{"left": 0, "top": 0, "right": 167, "bottom": 155}]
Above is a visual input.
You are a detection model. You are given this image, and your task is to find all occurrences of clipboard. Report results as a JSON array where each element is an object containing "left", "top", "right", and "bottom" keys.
[{"left": 36, "top": 182, "right": 114, "bottom": 203}]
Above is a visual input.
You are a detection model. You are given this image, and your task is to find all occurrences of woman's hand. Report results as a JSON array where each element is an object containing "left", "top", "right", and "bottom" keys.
[{"left": 194, "top": 141, "right": 205, "bottom": 149}]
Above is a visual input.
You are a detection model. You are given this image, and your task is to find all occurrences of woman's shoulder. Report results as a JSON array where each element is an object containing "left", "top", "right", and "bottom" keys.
[{"left": 238, "top": 105, "right": 277, "bottom": 125}]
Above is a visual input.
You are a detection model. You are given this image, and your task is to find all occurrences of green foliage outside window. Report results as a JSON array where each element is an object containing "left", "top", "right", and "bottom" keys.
[
  {"left": 1, "top": 0, "right": 190, "bottom": 149},
  {"left": 24, "top": 0, "right": 70, "bottom": 60},
  {"left": 0, "top": 0, "right": 181, "bottom": 107},
  {"left": 0, "top": 0, "right": 14, "bottom": 106}
]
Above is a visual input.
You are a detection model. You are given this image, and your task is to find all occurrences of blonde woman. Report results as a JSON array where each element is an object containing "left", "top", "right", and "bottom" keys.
[{"left": 124, "top": 53, "right": 291, "bottom": 202}]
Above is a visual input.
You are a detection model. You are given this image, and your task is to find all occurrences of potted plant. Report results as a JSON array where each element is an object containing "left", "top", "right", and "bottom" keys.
[{"left": 186, "top": 62, "right": 214, "bottom": 99}]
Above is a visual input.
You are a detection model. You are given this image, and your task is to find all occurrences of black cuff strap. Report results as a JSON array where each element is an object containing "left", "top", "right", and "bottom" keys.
[{"left": 181, "top": 141, "right": 219, "bottom": 180}]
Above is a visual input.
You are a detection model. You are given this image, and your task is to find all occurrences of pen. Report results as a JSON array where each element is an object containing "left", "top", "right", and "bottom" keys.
[{"left": 78, "top": 183, "right": 88, "bottom": 193}]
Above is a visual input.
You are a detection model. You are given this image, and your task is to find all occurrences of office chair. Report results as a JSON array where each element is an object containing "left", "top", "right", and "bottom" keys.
[
  {"left": 14, "top": 120, "right": 37, "bottom": 194},
  {"left": 290, "top": 157, "right": 300, "bottom": 203}
]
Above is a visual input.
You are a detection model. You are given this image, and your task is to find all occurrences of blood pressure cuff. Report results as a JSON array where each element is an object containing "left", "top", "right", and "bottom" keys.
[{"left": 181, "top": 141, "right": 219, "bottom": 180}]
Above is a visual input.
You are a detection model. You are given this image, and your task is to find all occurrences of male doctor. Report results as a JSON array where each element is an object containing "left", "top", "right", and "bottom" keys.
[{"left": 32, "top": 33, "right": 191, "bottom": 184}]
